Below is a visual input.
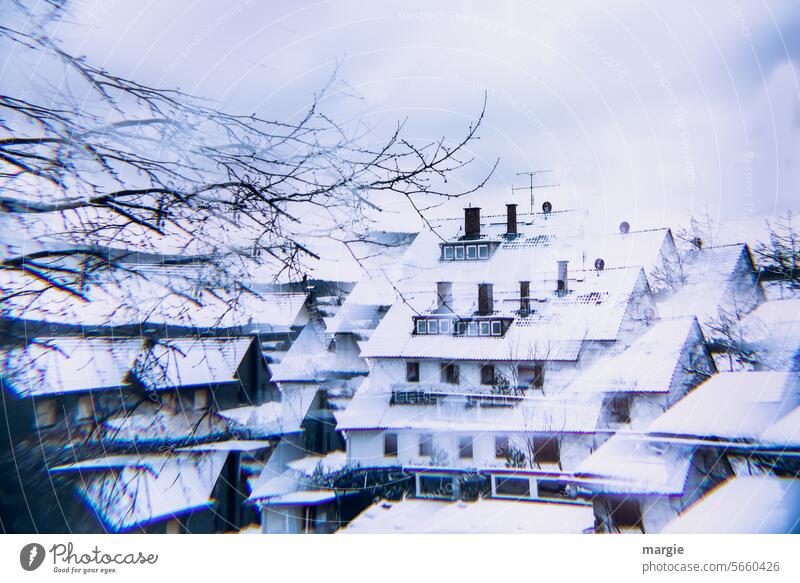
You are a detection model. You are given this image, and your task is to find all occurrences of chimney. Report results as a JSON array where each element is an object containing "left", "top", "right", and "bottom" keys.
[
  {"left": 464, "top": 207, "right": 481, "bottom": 240},
  {"left": 556, "top": 260, "right": 569, "bottom": 293},
  {"left": 519, "top": 280, "right": 530, "bottom": 312},
  {"left": 506, "top": 203, "right": 518, "bottom": 236},
  {"left": 478, "top": 283, "right": 494, "bottom": 315},
  {"left": 436, "top": 281, "right": 453, "bottom": 312}
]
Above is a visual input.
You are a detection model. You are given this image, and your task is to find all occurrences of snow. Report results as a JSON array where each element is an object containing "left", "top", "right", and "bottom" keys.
[
  {"left": 261, "top": 490, "right": 339, "bottom": 506},
  {"left": 575, "top": 433, "right": 693, "bottom": 495},
  {"left": 132, "top": 337, "right": 255, "bottom": 390},
  {"left": 269, "top": 325, "right": 367, "bottom": 382},
  {"left": 662, "top": 476, "right": 800, "bottom": 534},
  {"left": 568, "top": 317, "right": 701, "bottom": 394},
  {"left": 337, "top": 389, "right": 603, "bottom": 433},
  {"left": 647, "top": 372, "right": 800, "bottom": 440},
  {"left": 761, "top": 406, "right": 800, "bottom": 446},
  {"left": 286, "top": 451, "right": 348, "bottom": 477},
  {"left": 1, "top": 337, "right": 142, "bottom": 397},
  {"left": 98, "top": 410, "right": 229, "bottom": 444},
  {"left": 742, "top": 299, "right": 800, "bottom": 370},
  {"left": 74, "top": 452, "right": 227, "bottom": 532},
  {"left": 218, "top": 402, "right": 295, "bottom": 437},
  {"left": 340, "top": 498, "right": 595, "bottom": 534},
  {"left": 176, "top": 440, "right": 273, "bottom": 453}
]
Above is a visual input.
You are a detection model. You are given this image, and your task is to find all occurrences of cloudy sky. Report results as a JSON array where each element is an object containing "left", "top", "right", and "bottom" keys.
[{"left": 34, "top": 1, "right": 800, "bottom": 236}]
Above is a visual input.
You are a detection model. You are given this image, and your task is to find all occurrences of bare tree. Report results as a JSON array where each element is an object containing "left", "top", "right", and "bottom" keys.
[
  {"left": 754, "top": 212, "right": 800, "bottom": 291},
  {"left": 0, "top": 2, "right": 493, "bottom": 329}
]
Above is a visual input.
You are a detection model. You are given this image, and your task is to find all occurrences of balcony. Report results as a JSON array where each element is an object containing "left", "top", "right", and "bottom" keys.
[{"left": 389, "top": 382, "right": 529, "bottom": 408}]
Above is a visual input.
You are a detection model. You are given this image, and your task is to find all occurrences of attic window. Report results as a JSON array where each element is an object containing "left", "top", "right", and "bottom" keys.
[
  {"left": 439, "top": 319, "right": 452, "bottom": 334},
  {"left": 479, "top": 321, "right": 490, "bottom": 336},
  {"left": 443, "top": 246, "right": 454, "bottom": 260},
  {"left": 427, "top": 319, "right": 438, "bottom": 334},
  {"left": 478, "top": 244, "right": 489, "bottom": 259},
  {"left": 454, "top": 246, "right": 465, "bottom": 260},
  {"left": 416, "top": 319, "right": 426, "bottom": 334},
  {"left": 467, "top": 322, "right": 478, "bottom": 336},
  {"left": 466, "top": 245, "right": 477, "bottom": 259},
  {"left": 491, "top": 321, "right": 502, "bottom": 336}
]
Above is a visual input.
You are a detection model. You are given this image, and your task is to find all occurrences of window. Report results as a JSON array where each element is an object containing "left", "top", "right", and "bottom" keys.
[
  {"left": 520, "top": 364, "right": 545, "bottom": 390},
  {"left": 491, "top": 320, "right": 502, "bottom": 336},
  {"left": 479, "top": 321, "right": 490, "bottom": 336},
  {"left": 457, "top": 321, "right": 467, "bottom": 335},
  {"left": 454, "top": 246, "right": 465, "bottom": 260},
  {"left": 495, "top": 477, "right": 530, "bottom": 498},
  {"left": 427, "top": 319, "right": 438, "bottom": 334},
  {"left": 35, "top": 399, "right": 56, "bottom": 427},
  {"left": 418, "top": 475, "right": 453, "bottom": 499},
  {"left": 481, "top": 364, "right": 496, "bottom": 385},
  {"left": 458, "top": 436, "right": 473, "bottom": 459},
  {"left": 466, "top": 245, "right": 477, "bottom": 259},
  {"left": 384, "top": 433, "right": 399, "bottom": 457},
  {"left": 534, "top": 437, "right": 560, "bottom": 466},
  {"left": 478, "top": 244, "right": 489, "bottom": 259},
  {"left": 76, "top": 395, "right": 93, "bottom": 420},
  {"left": 608, "top": 394, "right": 631, "bottom": 424},
  {"left": 416, "top": 319, "right": 426, "bottom": 334},
  {"left": 194, "top": 388, "right": 209, "bottom": 410},
  {"left": 495, "top": 436, "right": 510, "bottom": 459},
  {"left": 609, "top": 497, "right": 643, "bottom": 533},
  {"left": 439, "top": 319, "right": 451, "bottom": 334},
  {"left": 419, "top": 433, "right": 433, "bottom": 457},
  {"left": 443, "top": 246, "right": 454, "bottom": 260},
  {"left": 441, "top": 363, "right": 459, "bottom": 384},
  {"left": 406, "top": 362, "right": 420, "bottom": 383},
  {"left": 467, "top": 321, "right": 478, "bottom": 336}
]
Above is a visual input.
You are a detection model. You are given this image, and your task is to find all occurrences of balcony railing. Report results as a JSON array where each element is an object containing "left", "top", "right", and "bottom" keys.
[{"left": 390, "top": 382, "right": 530, "bottom": 407}]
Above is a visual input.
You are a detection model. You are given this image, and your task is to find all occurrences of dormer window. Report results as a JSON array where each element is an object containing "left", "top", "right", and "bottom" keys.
[
  {"left": 439, "top": 319, "right": 451, "bottom": 334},
  {"left": 491, "top": 321, "right": 502, "bottom": 336},
  {"left": 416, "top": 320, "right": 426, "bottom": 334},
  {"left": 468, "top": 321, "right": 478, "bottom": 336},
  {"left": 426, "top": 320, "right": 438, "bottom": 334},
  {"left": 479, "top": 321, "right": 490, "bottom": 336},
  {"left": 466, "top": 245, "right": 477, "bottom": 259},
  {"left": 478, "top": 244, "right": 489, "bottom": 259},
  {"left": 454, "top": 246, "right": 465, "bottom": 260},
  {"left": 443, "top": 246, "right": 454, "bottom": 260}
]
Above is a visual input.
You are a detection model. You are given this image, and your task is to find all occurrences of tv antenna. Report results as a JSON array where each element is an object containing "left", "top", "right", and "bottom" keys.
[{"left": 512, "top": 170, "right": 559, "bottom": 212}]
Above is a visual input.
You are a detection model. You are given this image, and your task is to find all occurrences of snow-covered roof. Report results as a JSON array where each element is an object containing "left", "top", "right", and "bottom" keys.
[
  {"left": 568, "top": 318, "right": 703, "bottom": 394},
  {"left": 97, "top": 410, "right": 230, "bottom": 445},
  {"left": 337, "top": 388, "right": 603, "bottom": 435},
  {"left": 66, "top": 452, "right": 227, "bottom": 532},
  {"left": 218, "top": 401, "right": 296, "bottom": 437},
  {"left": 761, "top": 406, "right": 800, "bottom": 446},
  {"left": 132, "top": 337, "right": 255, "bottom": 390},
  {"left": 286, "top": 451, "right": 348, "bottom": 477},
  {"left": 575, "top": 433, "right": 694, "bottom": 495},
  {"left": 647, "top": 372, "right": 800, "bottom": 440},
  {"left": 339, "top": 498, "right": 595, "bottom": 534},
  {"left": 269, "top": 325, "right": 367, "bottom": 382},
  {"left": 360, "top": 267, "right": 646, "bottom": 362},
  {"left": 1, "top": 337, "right": 142, "bottom": 397},
  {"left": 176, "top": 439, "right": 273, "bottom": 453},
  {"left": 662, "top": 476, "right": 800, "bottom": 534},
  {"left": 261, "top": 490, "right": 339, "bottom": 506}
]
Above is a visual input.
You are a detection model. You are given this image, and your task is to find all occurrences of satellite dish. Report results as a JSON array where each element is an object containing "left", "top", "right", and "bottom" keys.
[
  {"left": 619, "top": 221, "right": 630, "bottom": 234},
  {"left": 542, "top": 201, "right": 552, "bottom": 213},
  {"left": 594, "top": 258, "right": 605, "bottom": 271}
]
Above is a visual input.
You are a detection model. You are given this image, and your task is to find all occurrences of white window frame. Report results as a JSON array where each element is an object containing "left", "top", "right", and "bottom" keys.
[
  {"left": 427, "top": 319, "right": 438, "bottom": 334},
  {"left": 443, "top": 245, "right": 454, "bottom": 260},
  {"left": 466, "top": 245, "right": 477, "bottom": 259},
  {"left": 467, "top": 321, "right": 478, "bottom": 336},
  {"left": 416, "top": 319, "right": 426, "bottom": 334},
  {"left": 454, "top": 246, "right": 465, "bottom": 260},
  {"left": 439, "top": 319, "right": 451, "bottom": 334},
  {"left": 491, "top": 320, "right": 502, "bottom": 336},
  {"left": 479, "top": 321, "right": 490, "bottom": 336},
  {"left": 478, "top": 244, "right": 489, "bottom": 259}
]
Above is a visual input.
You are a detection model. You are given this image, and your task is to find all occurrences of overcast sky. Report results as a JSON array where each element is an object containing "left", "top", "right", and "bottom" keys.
[{"left": 36, "top": 1, "right": 800, "bottom": 236}]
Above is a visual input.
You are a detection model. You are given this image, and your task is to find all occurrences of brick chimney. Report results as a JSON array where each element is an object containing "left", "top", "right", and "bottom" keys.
[
  {"left": 464, "top": 207, "right": 481, "bottom": 240},
  {"left": 556, "top": 260, "right": 569, "bottom": 293},
  {"left": 436, "top": 281, "right": 453, "bottom": 312},
  {"left": 506, "top": 203, "right": 518, "bottom": 236},
  {"left": 519, "top": 280, "right": 530, "bottom": 312},
  {"left": 478, "top": 283, "right": 494, "bottom": 315}
]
